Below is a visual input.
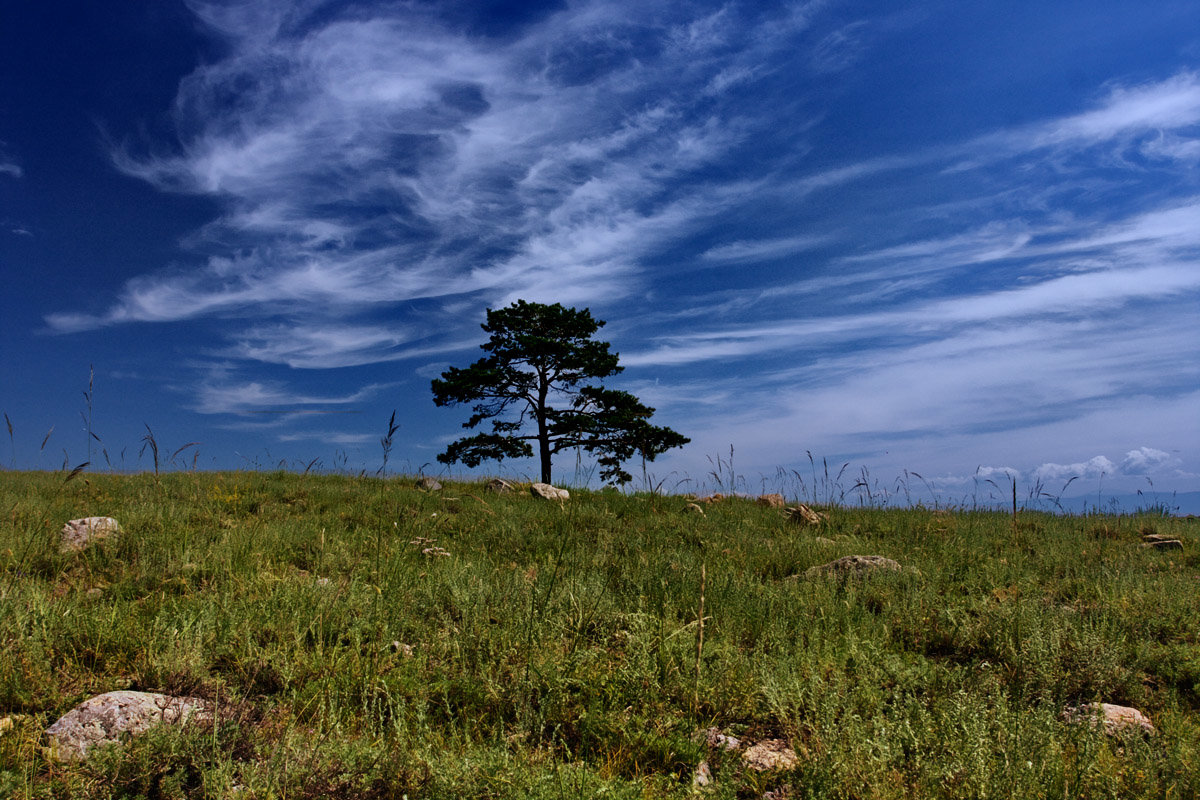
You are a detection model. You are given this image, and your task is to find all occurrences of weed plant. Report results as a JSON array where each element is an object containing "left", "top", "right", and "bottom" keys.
[{"left": 0, "top": 471, "right": 1198, "bottom": 798}]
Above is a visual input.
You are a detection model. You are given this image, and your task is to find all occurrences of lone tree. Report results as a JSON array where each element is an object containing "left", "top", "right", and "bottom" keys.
[{"left": 431, "top": 300, "right": 689, "bottom": 485}]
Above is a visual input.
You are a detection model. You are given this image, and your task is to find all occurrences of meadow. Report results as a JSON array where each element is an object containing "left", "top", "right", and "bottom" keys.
[{"left": 1, "top": 469, "right": 1198, "bottom": 798}]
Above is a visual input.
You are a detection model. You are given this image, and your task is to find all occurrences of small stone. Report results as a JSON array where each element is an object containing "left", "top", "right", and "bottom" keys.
[
  {"left": 415, "top": 476, "right": 442, "bottom": 491},
  {"left": 742, "top": 739, "right": 798, "bottom": 772},
  {"left": 683, "top": 502, "right": 706, "bottom": 515},
  {"left": 786, "top": 505, "right": 826, "bottom": 525},
  {"left": 757, "top": 494, "right": 785, "bottom": 508},
  {"left": 696, "top": 493, "right": 725, "bottom": 504},
  {"left": 701, "top": 727, "right": 741, "bottom": 751},
  {"left": 60, "top": 517, "right": 120, "bottom": 553},
  {"left": 1061, "top": 702, "right": 1156, "bottom": 736},
  {"left": 814, "top": 537, "right": 837, "bottom": 546},
  {"left": 530, "top": 482, "right": 569, "bottom": 501},
  {"left": 315, "top": 577, "right": 330, "bottom": 587},
  {"left": 484, "top": 478, "right": 514, "bottom": 494},
  {"left": 44, "top": 691, "right": 213, "bottom": 761},
  {"left": 389, "top": 641, "right": 415, "bottom": 657},
  {"left": 804, "top": 555, "right": 901, "bottom": 578},
  {"left": 693, "top": 760, "right": 713, "bottom": 788},
  {"left": 1141, "top": 539, "right": 1183, "bottom": 551},
  {"left": 86, "top": 588, "right": 103, "bottom": 599}
]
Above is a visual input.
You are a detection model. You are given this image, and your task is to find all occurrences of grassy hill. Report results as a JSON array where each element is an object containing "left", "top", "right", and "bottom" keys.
[{"left": 1, "top": 471, "right": 1198, "bottom": 798}]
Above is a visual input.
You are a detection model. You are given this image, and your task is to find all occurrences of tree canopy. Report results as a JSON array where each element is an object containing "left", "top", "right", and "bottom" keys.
[{"left": 431, "top": 300, "right": 689, "bottom": 485}]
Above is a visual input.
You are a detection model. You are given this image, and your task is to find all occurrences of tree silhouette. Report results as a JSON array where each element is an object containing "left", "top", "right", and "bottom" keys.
[{"left": 431, "top": 300, "right": 688, "bottom": 484}]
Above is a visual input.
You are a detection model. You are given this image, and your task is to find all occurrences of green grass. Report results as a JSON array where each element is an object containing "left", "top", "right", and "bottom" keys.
[{"left": 1, "top": 470, "right": 1198, "bottom": 798}]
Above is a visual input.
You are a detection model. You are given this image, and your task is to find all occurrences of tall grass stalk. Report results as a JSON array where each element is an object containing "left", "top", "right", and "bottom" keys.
[{"left": 3, "top": 412, "right": 13, "bottom": 469}]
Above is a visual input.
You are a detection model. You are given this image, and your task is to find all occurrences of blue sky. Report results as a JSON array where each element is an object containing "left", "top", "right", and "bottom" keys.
[{"left": 2, "top": 0, "right": 1198, "bottom": 509}]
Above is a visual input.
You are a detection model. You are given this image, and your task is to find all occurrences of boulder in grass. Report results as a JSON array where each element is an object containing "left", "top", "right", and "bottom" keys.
[
  {"left": 742, "top": 738, "right": 798, "bottom": 772},
  {"left": 60, "top": 517, "right": 120, "bottom": 553},
  {"left": 1061, "top": 702, "right": 1156, "bottom": 736},
  {"left": 786, "top": 505, "right": 826, "bottom": 525},
  {"left": 700, "top": 727, "right": 741, "bottom": 751},
  {"left": 415, "top": 476, "right": 443, "bottom": 491},
  {"left": 1141, "top": 538, "right": 1183, "bottom": 551},
  {"left": 530, "top": 482, "right": 569, "bottom": 501},
  {"left": 44, "top": 691, "right": 213, "bottom": 762},
  {"left": 804, "top": 555, "right": 900, "bottom": 578},
  {"left": 484, "top": 478, "right": 514, "bottom": 494},
  {"left": 757, "top": 494, "right": 785, "bottom": 509}
]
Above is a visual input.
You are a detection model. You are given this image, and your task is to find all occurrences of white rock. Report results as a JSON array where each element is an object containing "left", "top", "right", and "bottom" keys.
[
  {"left": 1061, "top": 702, "right": 1156, "bottom": 736},
  {"left": 45, "top": 691, "right": 212, "bottom": 761},
  {"left": 742, "top": 739, "right": 798, "bottom": 772},
  {"left": 757, "top": 494, "right": 785, "bottom": 508},
  {"left": 530, "top": 482, "right": 569, "bottom": 501},
  {"left": 60, "top": 517, "right": 121, "bottom": 553},
  {"left": 1140, "top": 539, "right": 1182, "bottom": 551},
  {"left": 804, "top": 555, "right": 900, "bottom": 578},
  {"left": 702, "top": 727, "right": 741, "bottom": 751},
  {"left": 786, "top": 505, "right": 826, "bottom": 525}
]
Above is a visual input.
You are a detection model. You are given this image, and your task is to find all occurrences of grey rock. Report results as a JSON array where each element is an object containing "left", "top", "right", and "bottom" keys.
[
  {"left": 1061, "top": 702, "right": 1156, "bottom": 736},
  {"left": 60, "top": 517, "right": 120, "bottom": 553},
  {"left": 416, "top": 476, "right": 442, "bottom": 491},
  {"left": 484, "top": 478, "right": 514, "bottom": 494},
  {"left": 530, "top": 482, "right": 569, "bottom": 501},
  {"left": 742, "top": 738, "right": 798, "bottom": 772},
  {"left": 701, "top": 727, "right": 741, "bottom": 751},
  {"left": 1141, "top": 539, "right": 1183, "bottom": 551},
  {"left": 693, "top": 759, "right": 713, "bottom": 788},
  {"left": 683, "top": 502, "right": 706, "bottom": 515},
  {"left": 45, "top": 691, "right": 212, "bottom": 761},
  {"left": 757, "top": 494, "right": 785, "bottom": 509},
  {"left": 786, "top": 505, "right": 826, "bottom": 525},
  {"left": 805, "top": 555, "right": 901, "bottom": 578}
]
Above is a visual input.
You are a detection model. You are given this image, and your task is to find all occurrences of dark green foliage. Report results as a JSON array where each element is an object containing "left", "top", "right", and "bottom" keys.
[{"left": 431, "top": 300, "right": 688, "bottom": 484}]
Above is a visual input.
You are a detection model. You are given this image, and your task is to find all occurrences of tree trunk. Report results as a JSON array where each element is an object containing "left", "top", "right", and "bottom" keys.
[
  {"left": 539, "top": 428, "right": 552, "bottom": 484},
  {"left": 537, "top": 370, "right": 552, "bottom": 484}
]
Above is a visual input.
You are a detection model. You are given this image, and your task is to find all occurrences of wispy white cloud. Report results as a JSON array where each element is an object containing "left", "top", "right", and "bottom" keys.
[
  {"left": 0, "top": 143, "right": 19, "bottom": 178},
  {"left": 701, "top": 234, "right": 831, "bottom": 263},
  {"left": 191, "top": 378, "right": 385, "bottom": 415},
  {"left": 810, "top": 20, "right": 870, "bottom": 73},
  {"left": 1020, "top": 71, "right": 1200, "bottom": 151},
  {"left": 625, "top": 264, "right": 1200, "bottom": 367},
  {"left": 222, "top": 321, "right": 476, "bottom": 369},
  {"left": 276, "top": 431, "right": 376, "bottom": 445},
  {"left": 51, "top": 0, "right": 823, "bottom": 352}
]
